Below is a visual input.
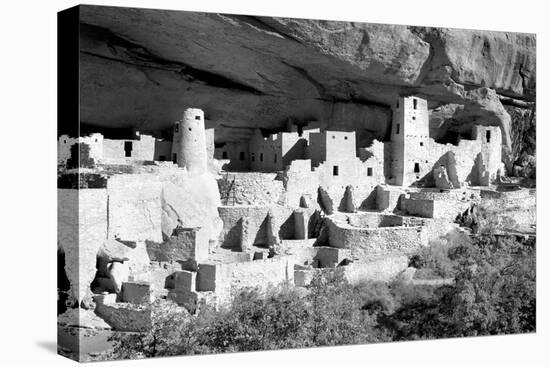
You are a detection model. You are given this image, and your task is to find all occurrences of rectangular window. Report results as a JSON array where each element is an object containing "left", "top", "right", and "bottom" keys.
[
  {"left": 333, "top": 166, "right": 339, "bottom": 176},
  {"left": 260, "top": 153, "right": 263, "bottom": 162},
  {"left": 486, "top": 130, "right": 491, "bottom": 143},
  {"left": 159, "top": 155, "right": 166, "bottom": 161},
  {"left": 174, "top": 123, "right": 179, "bottom": 133},
  {"left": 195, "top": 115, "right": 201, "bottom": 120},
  {"left": 274, "top": 154, "right": 277, "bottom": 163},
  {"left": 222, "top": 151, "right": 228, "bottom": 159},
  {"left": 367, "top": 167, "right": 373, "bottom": 176},
  {"left": 172, "top": 153, "right": 177, "bottom": 163},
  {"left": 413, "top": 98, "right": 418, "bottom": 110},
  {"left": 414, "top": 162, "right": 420, "bottom": 173},
  {"left": 124, "top": 141, "right": 133, "bottom": 157},
  {"left": 420, "top": 142, "right": 424, "bottom": 146},
  {"left": 251, "top": 153, "right": 255, "bottom": 162},
  {"left": 239, "top": 152, "right": 245, "bottom": 161},
  {"left": 396, "top": 123, "right": 400, "bottom": 135}
]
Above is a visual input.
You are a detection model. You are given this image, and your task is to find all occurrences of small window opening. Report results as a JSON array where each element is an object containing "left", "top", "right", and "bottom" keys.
[
  {"left": 420, "top": 142, "right": 424, "bottom": 146},
  {"left": 413, "top": 99, "right": 418, "bottom": 110},
  {"left": 414, "top": 162, "right": 420, "bottom": 173},
  {"left": 367, "top": 167, "right": 373, "bottom": 176},
  {"left": 124, "top": 141, "right": 133, "bottom": 157},
  {"left": 222, "top": 151, "right": 228, "bottom": 159},
  {"left": 95, "top": 138, "right": 98, "bottom": 142},
  {"left": 175, "top": 123, "right": 179, "bottom": 133},
  {"left": 332, "top": 135, "right": 335, "bottom": 139},
  {"left": 396, "top": 100, "right": 399, "bottom": 108},
  {"left": 486, "top": 130, "right": 491, "bottom": 143},
  {"left": 239, "top": 152, "right": 245, "bottom": 161},
  {"left": 251, "top": 153, "right": 255, "bottom": 162},
  {"left": 396, "top": 124, "right": 400, "bottom": 135},
  {"left": 63, "top": 139, "right": 67, "bottom": 144},
  {"left": 274, "top": 154, "right": 277, "bottom": 163},
  {"left": 195, "top": 115, "right": 201, "bottom": 120},
  {"left": 172, "top": 153, "right": 177, "bottom": 163},
  {"left": 159, "top": 155, "right": 166, "bottom": 161},
  {"left": 188, "top": 127, "right": 192, "bottom": 131},
  {"left": 260, "top": 153, "right": 264, "bottom": 162},
  {"left": 412, "top": 116, "right": 416, "bottom": 120},
  {"left": 344, "top": 136, "right": 348, "bottom": 140},
  {"left": 333, "top": 166, "right": 339, "bottom": 176}
]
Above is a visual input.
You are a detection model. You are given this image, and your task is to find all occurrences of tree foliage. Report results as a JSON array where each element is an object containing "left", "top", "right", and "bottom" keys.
[{"left": 109, "top": 233, "right": 535, "bottom": 360}]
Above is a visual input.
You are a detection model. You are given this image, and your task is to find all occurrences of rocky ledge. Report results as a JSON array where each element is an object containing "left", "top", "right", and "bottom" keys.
[{"left": 76, "top": 5, "right": 536, "bottom": 175}]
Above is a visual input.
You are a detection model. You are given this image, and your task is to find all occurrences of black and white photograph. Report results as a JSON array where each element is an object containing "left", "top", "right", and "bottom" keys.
[{"left": 1, "top": 1, "right": 548, "bottom": 366}]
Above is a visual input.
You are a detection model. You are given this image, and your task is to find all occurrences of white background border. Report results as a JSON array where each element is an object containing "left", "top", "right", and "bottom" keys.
[{"left": 0, "top": 0, "right": 547, "bottom": 366}]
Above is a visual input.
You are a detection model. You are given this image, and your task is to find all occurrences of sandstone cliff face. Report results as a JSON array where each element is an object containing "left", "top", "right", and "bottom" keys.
[{"left": 77, "top": 6, "right": 535, "bottom": 172}]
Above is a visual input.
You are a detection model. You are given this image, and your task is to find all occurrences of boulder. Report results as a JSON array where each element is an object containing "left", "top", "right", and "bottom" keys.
[
  {"left": 107, "top": 261, "right": 129, "bottom": 294},
  {"left": 433, "top": 165, "right": 454, "bottom": 189},
  {"left": 160, "top": 171, "right": 222, "bottom": 245},
  {"left": 98, "top": 239, "right": 132, "bottom": 262}
]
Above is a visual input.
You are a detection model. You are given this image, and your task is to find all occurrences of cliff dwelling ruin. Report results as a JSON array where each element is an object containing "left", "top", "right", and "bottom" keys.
[{"left": 57, "top": 95, "right": 534, "bottom": 334}]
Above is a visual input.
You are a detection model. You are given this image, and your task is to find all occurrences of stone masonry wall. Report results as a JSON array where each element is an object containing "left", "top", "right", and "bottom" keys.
[
  {"left": 218, "top": 172, "right": 285, "bottom": 206},
  {"left": 341, "top": 255, "right": 410, "bottom": 283},
  {"left": 326, "top": 217, "right": 427, "bottom": 261},
  {"left": 217, "top": 205, "right": 295, "bottom": 249},
  {"left": 199, "top": 256, "right": 295, "bottom": 305}
]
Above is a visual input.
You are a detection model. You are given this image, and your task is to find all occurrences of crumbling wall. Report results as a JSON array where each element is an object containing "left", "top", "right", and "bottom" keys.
[
  {"left": 282, "top": 159, "right": 319, "bottom": 207},
  {"left": 341, "top": 255, "right": 409, "bottom": 283},
  {"left": 402, "top": 189, "right": 480, "bottom": 219},
  {"left": 58, "top": 134, "right": 103, "bottom": 166},
  {"left": 197, "top": 256, "right": 295, "bottom": 305},
  {"left": 358, "top": 139, "right": 386, "bottom": 183},
  {"left": 401, "top": 198, "right": 435, "bottom": 218},
  {"left": 146, "top": 226, "right": 209, "bottom": 263},
  {"left": 407, "top": 188, "right": 481, "bottom": 202},
  {"left": 346, "top": 212, "right": 404, "bottom": 228},
  {"left": 326, "top": 217, "right": 427, "bottom": 261},
  {"left": 376, "top": 185, "right": 405, "bottom": 212},
  {"left": 474, "top": 125, "right": 505, "bottom": 182},
  {"left": 217, "top": 172, "right": 285, "bottom": 206},
  {"left": 217, "top": 205, "right": 295, "bottom": 249},
  {"left": 146, "top": 261, "right": 182, "bottom": 297}
]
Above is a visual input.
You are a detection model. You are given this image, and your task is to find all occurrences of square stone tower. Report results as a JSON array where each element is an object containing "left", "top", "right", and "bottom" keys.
[{"left": 391, "top": 95, "right": 430, "bottom": 186}]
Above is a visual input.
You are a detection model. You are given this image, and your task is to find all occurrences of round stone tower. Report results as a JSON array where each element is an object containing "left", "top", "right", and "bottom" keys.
[{"left": 174, "top": 108, "right": 207, "bottom": 174}]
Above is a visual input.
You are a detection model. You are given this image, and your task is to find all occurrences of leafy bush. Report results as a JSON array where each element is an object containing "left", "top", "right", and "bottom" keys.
[
  {"left": 409, "top": 230, "right": 471, "bottom": 278},
  {"left": 109, "top": 234, "right": 535, "bottom": 359}
]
